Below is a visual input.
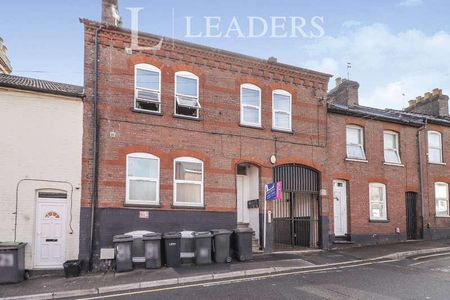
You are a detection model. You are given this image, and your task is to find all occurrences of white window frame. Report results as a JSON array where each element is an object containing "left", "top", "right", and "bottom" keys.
[
  {"left": 428, "top": 131, "right": 443, "bottom": 164},
  {"left": 435, "top": 182, "right": 449, "bottom": 217},
  {"left": 369, "top": 183, "right": 387, "bottom": 221},
  {"left": 174, "top": 71, "right": 200, "bottom": 119},
  {"left": 346, "top": 125, "right": 366, "bottom": 160},
  {"left": 383, "top": 130, "right": 401, "bottom": 164},
  {"left": 240, "top": 83, "right": 262, "bottom": 127},
  {"left": 134, "top": 63, "right": 161, "bottom": 113},
  {"left": 272, "top": 89, "right": 292, "bottom": 131},
  {"left": 173, "top": 157, "right": 204, "bottom": 207},
  {"left": 125, "top": 152, "right": 160, "bottom": 205}
]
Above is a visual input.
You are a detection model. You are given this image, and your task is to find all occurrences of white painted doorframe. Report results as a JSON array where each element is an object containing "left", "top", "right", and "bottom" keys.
[
  {"left": 333, "top": 180, "right": 348, "bottom": 237},
  {"left": 34, "top": 197, "right": 67, "bottom": 269}
]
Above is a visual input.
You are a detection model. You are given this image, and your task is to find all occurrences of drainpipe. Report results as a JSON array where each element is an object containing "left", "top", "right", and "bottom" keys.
[
  {"left": 89, "top": 25, "right": 102, "bottom": 271},
  {"left": 417, "top": 118, "right": 427, "bottom": 239}
]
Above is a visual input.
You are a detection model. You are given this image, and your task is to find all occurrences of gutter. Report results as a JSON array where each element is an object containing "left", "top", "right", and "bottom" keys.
[{"left": 89, "top": 25, "right": 102, "bottom": 271}]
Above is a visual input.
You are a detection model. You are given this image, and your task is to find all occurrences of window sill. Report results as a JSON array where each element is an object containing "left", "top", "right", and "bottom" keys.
[
  {"left": 383, "top": 162, "right": 404, "bottom": 167},
  {"left": 173, "top": 114, "right": 202, "bottom": 121},
  {"left": 345, "top": 158, "right": 368, "bottom": 163},
  {"left": 369, "top": 219, "right": 389, "bottom": 223},
  {"left": 272, "top": 128, "right": 294, "bottom": 134},
  {"left": 131, "top": 108, "right": 163, "bottom": 116},
  {"left": 124, "top": 202, "right": 161, "bottom": 209},
  {"left": 435, "top": 215, "right": 450, "bottom": 218},
  {"left": 428, "top": 162, "right": 447, "bottom": 166},
  {"left": 239, "top": 123, "right": 264, "bottom": 130},
  {"left": 171, "top": 204, "right": 205, "bottom": 210}
]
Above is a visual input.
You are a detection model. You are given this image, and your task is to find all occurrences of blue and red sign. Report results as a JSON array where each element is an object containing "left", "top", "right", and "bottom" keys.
[{"left": 265, "top": 181, "right": 282, "bottom": 201}]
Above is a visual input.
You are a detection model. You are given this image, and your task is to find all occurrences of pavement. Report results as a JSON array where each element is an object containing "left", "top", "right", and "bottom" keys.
[{"left": 2, "top": 239, "right": 450, "bottom": 300}]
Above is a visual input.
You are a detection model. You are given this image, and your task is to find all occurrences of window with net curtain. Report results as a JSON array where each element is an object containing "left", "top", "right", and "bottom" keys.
[
  {"left": 126, "top": 153, "right": 159, "bottom": 204},
  {"left": 272, "top": 90, "right": 292, "bottom": 131},
  {"left": 346, "top": 125, "right": 366, "bottom": 160},
  {"left": 435, "top": 182, "right": 449, "bottom": 216},
  {"left": 174, "top": 157, "right": 204, "bottom": 206},
  {"left": 369, "top": 183, "right": 387, "bottom": 221},
  {"left": 384, "top": 131, "right": 401, "bottom": 164},
  {"left": 428, "top": 131, "right": 443, "bottom": 163},
  {"left": 240, "top": 84, "right": 261, "bottom": 126}
]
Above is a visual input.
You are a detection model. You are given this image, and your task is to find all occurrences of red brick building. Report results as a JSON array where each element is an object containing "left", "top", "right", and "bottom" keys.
[
  {"left": 79, "top": 1, "right": 450, "bottom": 268},
  {"left": 326, "top": 79, "right": 450, "bottom": 245},
  {"left": 79, "top": 11, "right": 332, "bottom": 266}
]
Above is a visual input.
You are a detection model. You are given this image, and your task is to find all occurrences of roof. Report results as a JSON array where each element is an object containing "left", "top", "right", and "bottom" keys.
[
  {"left": 80, "top": 19, "right": 332, "bottom": 81},
  {"left": 328, "top": 103, "right": 450, "bottom": 127},
  {"left": 0, "top": 74, "right": 84, "bottom": 98}
]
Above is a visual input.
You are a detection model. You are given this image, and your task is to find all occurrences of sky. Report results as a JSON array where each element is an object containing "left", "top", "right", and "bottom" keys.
[{"left": 1, "top": 0, "right": 449, "bottom": 109}]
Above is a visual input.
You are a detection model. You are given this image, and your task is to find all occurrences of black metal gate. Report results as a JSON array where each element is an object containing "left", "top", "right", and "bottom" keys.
[
  {"left": 406, "top": 192, "right": 417, "bottom": 240},
  {"left": 272, "top": 164, "right": 320, "bottom": 249}
]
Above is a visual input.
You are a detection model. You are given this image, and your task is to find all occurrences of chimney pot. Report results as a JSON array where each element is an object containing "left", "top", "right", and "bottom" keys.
[
  {"left": 432, "top": 88, "right": 442, "bottom": 96},
  {"left": 408, "top": 99, "right": 416, "bottom": 107},
  {"left": 335, "top": 77, "right": 343, "bottom": 86},
  {"left": 102, "top": 0, "right": 121, "bottom": 26},
  {"left": 268, "top": 56, "right": 277, "bottom": 63},
  {"left": 424, "top": 92, "right": 432, "bottom": 100}
]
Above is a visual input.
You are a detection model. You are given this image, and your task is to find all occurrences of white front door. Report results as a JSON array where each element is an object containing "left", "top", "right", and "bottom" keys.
[
  {"left": 333, "top": 180, "right": 348, "bottom": 237},
  {"left": 236, "top": 175, "right": 249, "bottom": 224},
  {"left": 35, "top": 199, "right": 67, "bottom": 268}
]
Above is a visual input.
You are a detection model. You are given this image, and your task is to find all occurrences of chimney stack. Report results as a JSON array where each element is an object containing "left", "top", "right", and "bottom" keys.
[
  {"left": 327, "top": 78, "right": 359, "bottom": 107},
  {"left": 0, "top": 37, "right": 12, "bottom": 74},
  {"left": 102, "top": 0, "right": 121, "bottom": 26},
  {"left": 405, "top": 88, "right": 449, "bottom": 117}
]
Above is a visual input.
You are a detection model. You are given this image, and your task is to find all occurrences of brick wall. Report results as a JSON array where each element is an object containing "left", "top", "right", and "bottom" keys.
[{"left": 80, "top": 20, "right": 331, "bottom": 259}]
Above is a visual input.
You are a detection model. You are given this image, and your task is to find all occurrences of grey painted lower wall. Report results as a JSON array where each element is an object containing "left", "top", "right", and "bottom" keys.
[
  {"left": 423, "top": 227, "right": 450, "bottom": 240},
  {"left": 330, "top": 233, "right": 407, "bottom": 246},
  {"left": 79, "top": 207, "right": 236, "bottom": 267}
]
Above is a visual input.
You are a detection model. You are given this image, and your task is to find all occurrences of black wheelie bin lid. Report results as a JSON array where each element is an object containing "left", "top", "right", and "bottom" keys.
[
  {"left": 194, "top": 231, "right": 212, "bottom": 238},
  {"left": 210, "top": 229, "right": 232, "bottom": 236},
  {"left": 234, "top": 228, "right": 254, "bottom": 234},
  {"left": 143, "top": 232, "right": 162, "bottom": 240},
  {"left": 163, "top": 232, "right": 181, "bottom": 239},
  {"left": 0, "top": 242, "right": 27, "bottom": 250},
  {"left": 113, "top": 235, "right": 133, "bottom": 243}
]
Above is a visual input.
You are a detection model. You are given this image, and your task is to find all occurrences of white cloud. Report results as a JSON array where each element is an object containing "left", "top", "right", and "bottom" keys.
[
  {"left": 342, "top": 20, "right": 363, "bottom": 28},
  {"left": 303, "top": 23, "right": 450, "bottom": 109},
  {"left": 398, "top": 0, "right": 423, "bottom": 7},
  {"left": 304, "top": 57, "right": 339, "bottom": 75}
]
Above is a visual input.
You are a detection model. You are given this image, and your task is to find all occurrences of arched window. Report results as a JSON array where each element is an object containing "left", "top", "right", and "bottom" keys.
[
  {"left": 173, "top": 157, "right": 204, "bottom": 206},
  {"left": 272, "top": 89, "right": 292, "bottom": 131},
  {"left": 435, "top": 182, "right": 449, "bottom": 217},
  {"left": 134, "top": 64, "right": 161, "bottom": 113},
  {"left": 174, "top": 71, "right": 200, "bottom": 118},
  {"left": 346, "top": 125, "right": 366, "bottom": 160},
  {"left": 428, "top": 131, "right": 443, "bottom": 164},
  {"left": 369, "top": 183, "right": 387, "bottom": 221},
  {"left": 126, "top": 152, "right": 160, "bottom": 204},
  {"left": 240, "top": 83, "right": 261, "bottom": 127}
]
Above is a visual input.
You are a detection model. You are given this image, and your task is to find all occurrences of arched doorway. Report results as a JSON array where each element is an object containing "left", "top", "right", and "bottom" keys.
[{"left": 272, "top": 164, "right": 320, "bottom": 249}]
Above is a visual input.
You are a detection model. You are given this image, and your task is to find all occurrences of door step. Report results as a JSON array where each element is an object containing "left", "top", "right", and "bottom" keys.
[
  {"left": 237, "top": 223, "right": 250, "bottom": 229},
  {"left": 333, "top": 240, "right": 354, "bottom": 244},
  {"left": 252, "top": 236, "right": 263, "bottom": 253}
]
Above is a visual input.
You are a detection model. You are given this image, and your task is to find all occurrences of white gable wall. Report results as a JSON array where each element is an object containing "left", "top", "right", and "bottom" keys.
[{"left": 0, "top": 87, "right": 83, "bottom": 269}]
